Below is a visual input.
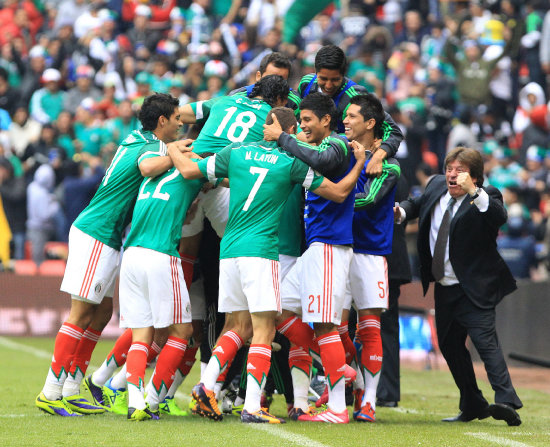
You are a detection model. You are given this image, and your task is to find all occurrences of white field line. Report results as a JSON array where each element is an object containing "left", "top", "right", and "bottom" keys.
[
  {"left": 466, "top": 432, "right": 533, "bottom": 447},
  {"left": 248, "top": 424, "right": 332, "bottom": 447}
]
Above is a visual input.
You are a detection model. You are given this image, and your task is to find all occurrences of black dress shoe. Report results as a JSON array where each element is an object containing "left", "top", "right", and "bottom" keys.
[
  {"left": 489, "top": 403, "right": 521, "bottom": 426},
  {"left": 376, "top": 399, "right": 398, "bottom": 408},
  {"left": 442, "top": 407, "right": 491, "bottom": 423}
]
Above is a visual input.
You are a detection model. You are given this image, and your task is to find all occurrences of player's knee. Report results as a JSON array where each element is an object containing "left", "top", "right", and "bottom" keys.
[{"left": 169, "top": 322, "right": 194, "bottom": 340}]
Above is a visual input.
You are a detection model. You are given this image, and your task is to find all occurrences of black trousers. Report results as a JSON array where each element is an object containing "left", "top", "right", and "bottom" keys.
[
  {"left": 377, "top": 281, "right": 401, "bottom": 403},
  {"left": 434, "top": 283, "right": 522, "bottom": 413}
]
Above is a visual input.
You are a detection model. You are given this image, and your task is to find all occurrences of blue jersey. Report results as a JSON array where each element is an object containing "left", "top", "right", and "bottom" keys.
[
  {"left": 304, "top": 155, "right": 355, "bottom": 246},
  {"left": 352, "top": 157, "right": 401, "bottom": 254}
]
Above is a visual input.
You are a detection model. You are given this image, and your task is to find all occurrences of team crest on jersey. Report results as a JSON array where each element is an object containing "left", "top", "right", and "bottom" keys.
[{"left": 94, "top": 282, "right": 102, "bottom": 294}]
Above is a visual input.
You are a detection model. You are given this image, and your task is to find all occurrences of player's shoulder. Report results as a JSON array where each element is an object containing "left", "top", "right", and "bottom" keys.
[
  {"left": 343, "top": 80, "right": 367, "bottom": 98},
  {"left": 298, "top": 73, "right": 316, "bottom": 92}
]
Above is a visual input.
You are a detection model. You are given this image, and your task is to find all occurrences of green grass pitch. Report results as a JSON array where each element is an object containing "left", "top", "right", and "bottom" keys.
[{"left": 0, "top": 337, "right": 548, "bottom": 447}]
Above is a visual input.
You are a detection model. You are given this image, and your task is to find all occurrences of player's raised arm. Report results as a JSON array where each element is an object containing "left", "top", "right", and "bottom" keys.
[
  {"left": 168, "top": 143, "right": 204, "bottom": 180},
  {"left": 310, "top": 140, "right": 366, "bottom": 203},
  {"left": 355, "top": 157, "right": 401, "bottom": 211}
]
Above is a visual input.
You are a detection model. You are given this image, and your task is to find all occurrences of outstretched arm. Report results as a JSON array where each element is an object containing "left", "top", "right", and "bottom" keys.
[
  {"left": 167, "top": 144, "right": 204, "bottom": 180},
  {"left": 311, "top": 141, "right": 366, "bottom": 203}
]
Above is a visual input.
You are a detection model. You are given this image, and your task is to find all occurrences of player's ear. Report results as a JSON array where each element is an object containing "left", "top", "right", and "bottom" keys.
[
  {"left": 255, "top": 71, "right": 262, "bottom": 82},
  {"left": 321, "top": 114, "right": 331, "bottom": 128},
  {"left": 286, "top": 124, "right": 297, "bottom": 135}
]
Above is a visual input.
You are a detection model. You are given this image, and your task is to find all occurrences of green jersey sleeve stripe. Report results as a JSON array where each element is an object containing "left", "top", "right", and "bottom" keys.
[
  {"left": 206, "top": 155, "right": 217, "bottom": 183},
  {"left": 355, "top": 171, "right": 389, "bottom": 207},
  {"left": 330, "top": 137, "right": 349, "bottom": 156},
  {"left": 137, "top": 145, "right": 167, "bottom": 164}
]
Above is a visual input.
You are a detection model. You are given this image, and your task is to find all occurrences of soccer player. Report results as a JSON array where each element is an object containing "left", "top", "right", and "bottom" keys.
[
  {"left": 35, "top": 93, "right": 184, "bottom": 416},
  {"left": 340, "top": 94, "right": 401, "bottom": 422},
  {"left": 170, "top": 107, "right": 367, "bottom": 423},
  {"left": 229, "top": 52, "right": 301, "bottom": 114},
  {"left": 118, "top": 138, "right": 208, "bottom": 421},
  {"left": 176, "top": 75, "right": 289, "bottom": 286},
  {"left": 297, "top": 44, "right": 403, "bottom": 177},
  {"left": 262, "top": 93, "right": 364, "bottom": 423}
]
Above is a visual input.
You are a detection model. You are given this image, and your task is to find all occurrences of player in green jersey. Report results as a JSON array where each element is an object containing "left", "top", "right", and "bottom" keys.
[
  {"left": 168, "top": 107, "right": 367, "bottom": 424},
  {"left": 36, "top": 93, "right": 187, "bottom": 417},
  {"left": 118, "top": 152, "right": 209, "bottom": 420}
]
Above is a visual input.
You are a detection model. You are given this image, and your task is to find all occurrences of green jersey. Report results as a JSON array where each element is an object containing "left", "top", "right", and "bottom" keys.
[
  {"left": 190, "top": 95, "right": 273, "bottom": 155},
  {"left": 279, "top": 184, "right": 303, "bottom": 257},
  {"left": 124, "top": 167, "right": 204, "bottom": 257},
  {"left": 197, "top": 140, "right": 324, "bottom": 261},
  {"left": 74, "top": 130, "right": 166, "bottom": 250}
]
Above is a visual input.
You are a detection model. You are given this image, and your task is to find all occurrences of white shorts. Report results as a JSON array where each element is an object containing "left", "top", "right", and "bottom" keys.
[
  {"left": 180, "top": 186, "right": 229, "bottom": 238},
  {"left": 279, "top": 254, "right": 297, "bottom": 282},
  {"left": 189, "top": 276, "right": 206, "bottom": 320},
  {"left": 60, "top": 225, "right": 119, "bottom": 304},
  {"left": 218, "top": 257, "right": 281, "bottom": 314},
  {"left": 343, "top": 253, "right": 389, "bottom": 311},
  {"left": 281, "top": 242, "right": 353, "bottom": 325},
  {"left": 119, "top": 247, "right": 192, "bottom": 329}
]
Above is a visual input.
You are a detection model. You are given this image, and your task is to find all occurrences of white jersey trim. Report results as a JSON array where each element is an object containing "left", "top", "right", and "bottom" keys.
[
  {"left": 195, "top": 101, "right": 205, "bottom": 120},
  {"left": 206, "top": 155, "right": 217, "bottom": 183},
  {"left": 302, "top": 167, "right": 315, "bottom": 189}
]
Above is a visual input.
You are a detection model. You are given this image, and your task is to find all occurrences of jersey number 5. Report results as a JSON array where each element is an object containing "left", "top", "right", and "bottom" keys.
[
  {"left": 214, "top": 107, "right": 257, "bottom": 142},
  {"left": 242, "top": 167, "right": 268, "bottom": 211}
]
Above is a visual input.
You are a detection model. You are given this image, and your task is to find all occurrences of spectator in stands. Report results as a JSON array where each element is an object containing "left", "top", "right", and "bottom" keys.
[
  {"left": 7, "top": 105, "right": 41, "bottom": 159},
  {"left": 30, "top": 68, "right": 66, "bottom": 125},
  {"left": 126, "top": 5, "right": 163, "bottom": 61},
  {"left": 394, "top": 10, "right": 430, "bottom": 47},
  {"left": 513, "top": 82, "right": 546, "bottom": 137},
  {"left": 54, "top": 111, "right": 77, "bottom": 160},
  {"left": 0, "top": 67, "right": 19, "bottom": 116},
  {"left": 63, "top": 65, "right": 102, "bottom": 116},
  {"left": 19, "top": 45, "right": 48, "bottom": 104},
  {"left": 0, "top": 156, "right": 26, "bottom": 260},
  {"left": 26, "top": 163, "right": 62, "bottom": 266},
  {"left": 73, "top": 98, "right": 109, "bottom": 158},
  {"left": 498, "top": 215, "right": 538, "bottom": 280},
  {"left": 105, "top": 99, "right": 139, "bottom": 146}
]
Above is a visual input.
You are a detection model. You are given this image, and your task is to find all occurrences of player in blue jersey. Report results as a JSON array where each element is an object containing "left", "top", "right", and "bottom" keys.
[
  {"left": 297, "top": 44, "right": 403, "bottom": 178},
  {"left": 341, "top": 94, "right": 401, "bottom": 423}
]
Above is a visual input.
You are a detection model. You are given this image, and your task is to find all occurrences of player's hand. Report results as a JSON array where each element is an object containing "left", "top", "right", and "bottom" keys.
[
  {"left": 184, "top": 198, "right": 200, "bottom": 225},
  {"left": 393, "top": 203, "right": 402, "bottom": 222},
  {"left": 168, "top": 139, "right": 194, "bottom": 153},
  {"left": 263, "top": 113, "right": 283, "bottom": 141},
  {"left": 369, "top": 138, "right": 382, "bottom": 154},
  {"left": 351, "top": 140, "right": 366, "bottom": 164},
  {"left": 456, "top": 171, "right": 476, "bottom": 195}
]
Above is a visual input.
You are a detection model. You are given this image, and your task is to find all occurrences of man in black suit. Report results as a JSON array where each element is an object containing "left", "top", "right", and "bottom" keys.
[{"left": 395, "top": 147, "right": 522, "bottom": 426}]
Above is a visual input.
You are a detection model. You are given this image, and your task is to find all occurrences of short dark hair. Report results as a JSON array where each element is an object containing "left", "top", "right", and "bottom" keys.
[
  {"left": 0, "top": 67, "right": 8, "bottom": 82},
  {"left": 249, "top": 75, "right": 289, "bottom": 107},
  {"left": 138, "top": 93, "right": 179, "bottom": 131},
  {"left": 349, "top": 94, "right": 385, "bottom": 139},
  {"left": 314, "top": 45, "right": 347, "bottom": 75},
  {"left": 445, "top": 147, "right": 484, "bottom": 187},
  {"left": 259, "top": 52, "right": 291, "bottom": 76},
  {"left": 266, "top": 107, "right": 297, "bottom": 133},
  {"left": 300, "top": 92, "right": 337, "bottom": 131}
]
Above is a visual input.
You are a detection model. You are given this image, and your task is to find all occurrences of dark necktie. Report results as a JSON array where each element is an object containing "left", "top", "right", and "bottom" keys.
[{"left": 432, "top": 197, "right": 456, "bottom": 281}]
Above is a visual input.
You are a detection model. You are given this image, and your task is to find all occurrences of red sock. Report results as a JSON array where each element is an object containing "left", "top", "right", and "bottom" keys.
[
  {"left": 146, "top": 341, "right": 162, "bottom": 366},
  {"left": 337, "top": 322, "right": 357, "bottom": 365},
  {"left": 126, "top": 342, "right": 149, "bottom": 390},
  {"left": 105, "top": 328, "right": 132, "bottom": 367},
  {"left": 178, "top": 345, "right": 198, "bottom": 376},
  {"left": 151, "top": 336, "right": 188, "bottom": 394},
  {"left": 317, "top": 331, "right": 346, "bottom": 388},
  {"left": 216, "top": 357, "right": 233, "bottom": 385},
  {"left": 180, "top": 254, "right": 196, "bottom": 290},
  {"left": 69, "top": 327, "right": 101, "bottom": 377},
  {"left": 357, "top": 315, "right": 382, "bottom": 375},
  {"left": 212, "top": 330, "right": 244, "bottom": 371},
  {"left": 277, "top": 316, "right": 319, "bottom": 356},
  {"left": 247, "top": 344, "right": 271, "bottom": 386},
  {"left": 288, "top": 346, "right": 312, "bottom": 377},
  {"left": 50, "top": 322, "right": 84, "bottom": 379}
]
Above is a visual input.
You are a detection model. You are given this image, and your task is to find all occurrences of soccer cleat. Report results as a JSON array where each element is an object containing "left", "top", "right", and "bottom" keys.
[
  {"left": 354, "top": 402, "right": 376, "bottom": 422},
  {"left": 159, "top": 397, "right": 189, "bottom": 416},
  {"left": 127, "top": 406, "right": 160, "bottom": 421},
  {"left": 288, "top": 406, "right": 315, "bottom": 421},
  {"left": 64, "top": 395, "right": 106, "bottom": 414},
  {"left": 353, "top": 389, "right": 364, "bottom": 419},
  {"left": 192, "top": 383, "right": 223, "bottom": 421},
  {"left": 260, "top": 393, "right": 273, "bottom": 412},
  {"left": 315, "top": 385, "right": 328, "bottom": 407},
  {"left": 84, "top": 375, "right": 106, "bottom": 407},
  {"left": 103, "top": 379, "right": 128, "bottom": 415},
  {"left": 231, "top": 403, "right": 244, "bottom": 416},
  {"left": 298, "top": 407, "right": 349, "bottom": 423},
  {"left": 241, "top": 408, "right": 286, "bottom": 424},
  {"left": 35, "top": 393, "right": 83, "bottom": 417},
  {"left": 189, "top": 398, "right": 199, "bottom": 415}
]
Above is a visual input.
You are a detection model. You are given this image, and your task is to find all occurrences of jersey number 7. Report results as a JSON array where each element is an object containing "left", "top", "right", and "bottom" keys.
[{"left": 242, "top": 167, "right": 268, "bottom": 211}]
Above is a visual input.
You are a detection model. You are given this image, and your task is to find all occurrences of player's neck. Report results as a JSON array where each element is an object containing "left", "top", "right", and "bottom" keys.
[{"left": 355, "top": 133, "right": 374, "bottom": 149}]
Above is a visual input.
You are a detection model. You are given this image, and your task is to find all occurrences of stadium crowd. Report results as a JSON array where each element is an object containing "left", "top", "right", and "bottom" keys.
[{"left": 0, "top": 0, "right": 549, "bottom": 278}]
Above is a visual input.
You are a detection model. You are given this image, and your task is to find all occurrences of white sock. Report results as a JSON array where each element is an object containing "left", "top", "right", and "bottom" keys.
[
  {"left": 243, "top": 374, "right": 264, "bottom": 414},
  {"left": 42, "top": 383, "right": 63, "bottom": 401},
  {"left": 165, "top": 370, "right": 185, "bottom": 399},
  {"left": 327, "top": 380, "right": 346, "bottom": 413},
  {"left": 201, "top": 359, "right": 222, "bottom": 391},
  {"left": 128, "top": 382, "right": 146, "bottom": 411},
  {"left": 62, "top": 375, "right": 81, "bottom": 398},
  {"left": 110, "top": 365, "right": 127, "bottom": 390},
  {"left": 291, "top": 367, "right": 311, "bottom": 411},
  {"left": 92, "top": 358, "right": 120, "bottom": 387},
  {"left": 362, "top": 368, "right": 381, "bottom": 410}
]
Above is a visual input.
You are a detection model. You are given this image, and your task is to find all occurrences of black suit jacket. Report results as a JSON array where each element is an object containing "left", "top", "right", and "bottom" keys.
[{"left": 401, "top": 175, "right": 516, "bottom": 309}]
